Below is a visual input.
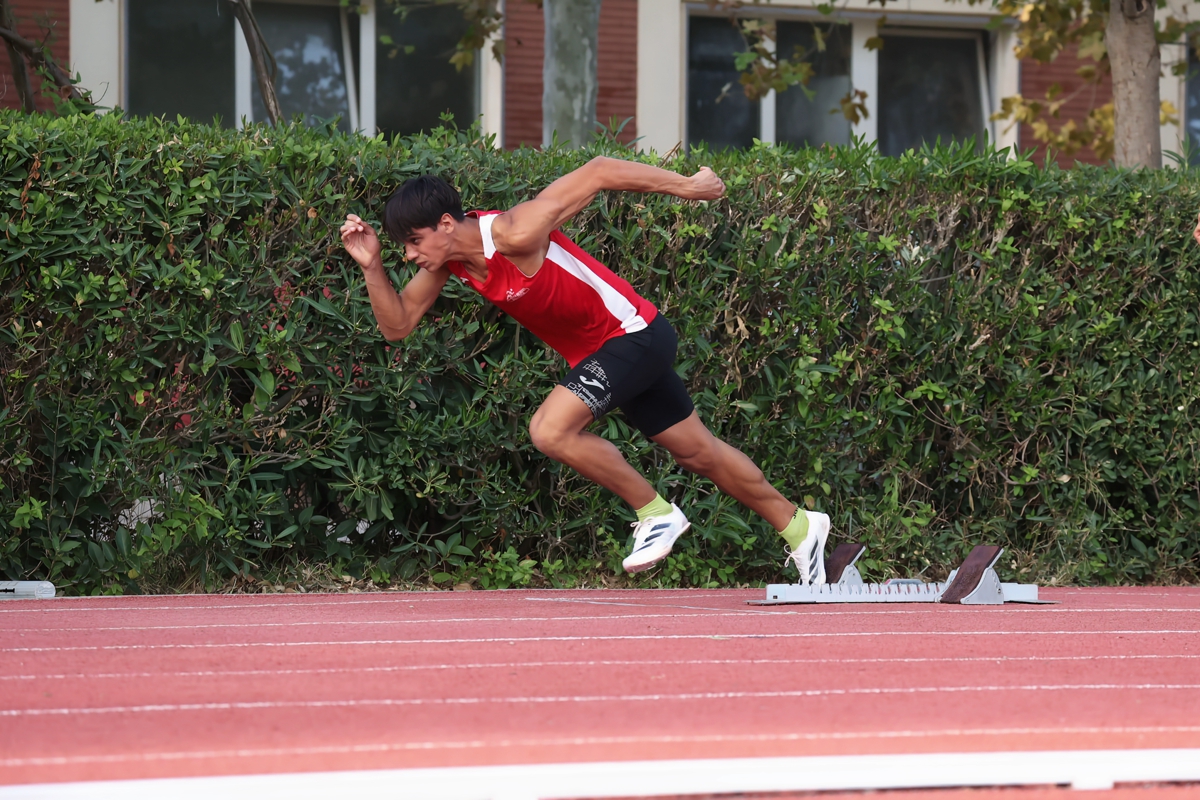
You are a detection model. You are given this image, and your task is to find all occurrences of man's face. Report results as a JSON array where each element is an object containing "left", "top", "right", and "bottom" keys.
[{"left": 403, "top": 214, "right": 455, "bottom": 271}]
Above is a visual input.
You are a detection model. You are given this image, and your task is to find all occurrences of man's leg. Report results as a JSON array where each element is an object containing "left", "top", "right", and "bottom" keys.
[
  {"left": 528, "top": 386, "right": 657, "bottom": 508},
  {"left": 650, "top": 410, "right": 831, "bottom": 584},
  {"left": 529, "top": 385, "right": 691, "bottom": 573},
  {"left": 649, "top": 411, "right": 795, "bottom": 530}
]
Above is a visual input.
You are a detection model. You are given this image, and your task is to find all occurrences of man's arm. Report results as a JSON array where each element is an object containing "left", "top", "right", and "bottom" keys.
[
  {"left": 340, "top": 214, "right": 449, "bottom": 341},
  {"left": 491, "top": 157, "right": 725, "bottom": 258}
]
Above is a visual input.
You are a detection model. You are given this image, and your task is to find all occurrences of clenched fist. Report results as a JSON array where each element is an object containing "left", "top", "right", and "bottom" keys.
[{"left": 686, "top": 167, "right": 726, "bottom": 201}]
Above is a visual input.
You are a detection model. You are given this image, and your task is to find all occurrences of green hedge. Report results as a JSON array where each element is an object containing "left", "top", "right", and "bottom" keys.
[{"left": 2, "top": 111, "right": 1198, "bottom": 595}]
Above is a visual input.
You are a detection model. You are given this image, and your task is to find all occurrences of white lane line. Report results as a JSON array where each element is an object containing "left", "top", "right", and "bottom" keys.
[
  {"left": 0, "top": 598, "right": 464, "bottom": 615},
  {"left": 28, "top": 603, "right": 1198, "bottom": 635},
  {"left": 1056, "top": 589, "right": 1200, "bottom": 596},
  {"left": 5, "top": 653, "right": 1197, "bottom": 682},
  {"left": 526, "top": 597, "right": 1200, "bottom": 615},
  {"left": 6, "top": 683, "right": 1200, "bottom": 717},
  {"left": 2, "top": 611, "right": 768, "bottom": 634},
  {"left": 0, "top": 592, "right": 748, "bottom": 614},
  {"left": 4, "top": 733, "right": 1200, "bottom": 771},
  {"left": 11, "top": 608, "right": 1200, "bottom": 636},
  {"left": 5, "top": 628, "right": 1199, "bottom": 654},
  {"left": 6, "top": 600, "right": 1197, "bottom": 622}
]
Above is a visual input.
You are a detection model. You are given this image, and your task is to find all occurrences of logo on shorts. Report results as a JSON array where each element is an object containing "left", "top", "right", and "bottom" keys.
[
  {"left": 505, "top": 287, "right": 529, "bottom": 302},
  {"left": 582, "top": 361, "right": 609, "bottom": 384},
  {"left": 567, "top": 358, "right": 613, "bottom": 416}
]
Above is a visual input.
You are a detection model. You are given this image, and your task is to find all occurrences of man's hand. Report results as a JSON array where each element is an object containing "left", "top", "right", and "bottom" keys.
[
  {"left": 1193, "top": 210, "right": 1200, "bottom": 246},
  {"left": 341, "top": 214, "right": 383, "bottom": 270},
  {"left": 684, "top": 167, "right": 725, "bottom": 201}
]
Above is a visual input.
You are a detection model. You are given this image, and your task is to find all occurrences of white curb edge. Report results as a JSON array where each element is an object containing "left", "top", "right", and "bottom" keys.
[{"left": 4, "top": 748, "right": 1199, "bottom": 799}]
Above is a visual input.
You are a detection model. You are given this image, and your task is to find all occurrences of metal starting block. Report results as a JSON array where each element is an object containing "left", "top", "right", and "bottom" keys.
[
  {"left": 0, "top": 581, "right": 56, "bottom": 600},
  {"left": 751, "top": 543, "right": 1049, "bottom": 605}
]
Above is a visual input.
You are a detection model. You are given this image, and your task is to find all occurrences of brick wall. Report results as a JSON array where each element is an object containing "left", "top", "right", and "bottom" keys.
[
  {"left": 1018, "top": 43, "right": 1113, "bottom": 167},
  {"left": 503, "top": 0, "right": 638, "bottom": 148},
  {"left": 0, "top": 0, "right": 70, "bottom": 113}
]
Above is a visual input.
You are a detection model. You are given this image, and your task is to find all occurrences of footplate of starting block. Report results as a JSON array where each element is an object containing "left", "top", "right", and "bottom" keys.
[
  {"left": 0, "top": 581, "right": 56, "bottom": 600},
  {"left": 756, "top": 579, "right": 948, "bottom": 604},
  {"left": 750, "top": 544, "right": 1050, "bottom": 606}
]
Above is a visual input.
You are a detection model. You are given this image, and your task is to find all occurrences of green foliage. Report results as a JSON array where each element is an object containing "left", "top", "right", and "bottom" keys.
[{"left": 2, "top": 112, "right": 1199, "bottom": 595}]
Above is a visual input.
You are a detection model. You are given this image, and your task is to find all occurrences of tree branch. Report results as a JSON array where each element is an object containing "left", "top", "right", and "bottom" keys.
[
  {"left": 0, "top": 22, "right": 84, "bottom": 103},
  {"left": 225, "top": 0, "right": 283, "bottom": 126},
  {"left": 0, "top": 0, "right": 34, "bottom": 112}
]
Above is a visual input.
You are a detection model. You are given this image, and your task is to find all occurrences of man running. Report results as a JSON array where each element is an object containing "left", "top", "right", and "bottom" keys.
[{"left": 339, "top": 156, "right": 830, "bottom": 581}]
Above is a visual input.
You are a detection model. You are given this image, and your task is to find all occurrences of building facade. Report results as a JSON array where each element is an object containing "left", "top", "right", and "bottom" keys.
[{"left": 0, "top": 0, "right": 1195, "bottom": 165}]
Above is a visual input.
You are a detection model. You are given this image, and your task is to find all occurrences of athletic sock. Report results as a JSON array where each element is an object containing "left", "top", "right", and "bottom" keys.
[
  {"left": 779, "top": 508, "right": 810, "bottom": 550},
  {"left": 635, "top": 494, "right": 674, "bottom": 522}
]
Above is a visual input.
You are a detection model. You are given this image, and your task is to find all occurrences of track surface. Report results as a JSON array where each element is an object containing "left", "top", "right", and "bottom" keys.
[{"left": 2, "top": 587, "right": 1199, "bottom": 786}]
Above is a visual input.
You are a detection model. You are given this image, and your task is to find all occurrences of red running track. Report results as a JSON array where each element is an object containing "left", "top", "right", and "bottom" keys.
[{"left": 1, "top": 587, "right": 1199, "bottom": 786}]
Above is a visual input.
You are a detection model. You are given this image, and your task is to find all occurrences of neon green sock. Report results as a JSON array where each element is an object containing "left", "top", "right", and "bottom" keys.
[
  {"left": 779, "top": 508, "right": 809, "bottom": 550},
  {"left": 634, "top": 493, "right": 673, "bottom": 522}
]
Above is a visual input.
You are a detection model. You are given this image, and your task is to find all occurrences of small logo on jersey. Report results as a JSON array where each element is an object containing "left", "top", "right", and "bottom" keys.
[
  {"left": 505, "top": 288, "right": 529, "bottom": 302},
  {"left": 578, "top": 376, "right": 606, "bottom": 391}
]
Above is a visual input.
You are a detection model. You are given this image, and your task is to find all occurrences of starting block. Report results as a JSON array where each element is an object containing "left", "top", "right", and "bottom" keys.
[
  {"left": 0, "top": 581, "right": 56, "bottom": 600},
  {"left": 751, "top": 543, "right": 1049, "bottom": 605}
]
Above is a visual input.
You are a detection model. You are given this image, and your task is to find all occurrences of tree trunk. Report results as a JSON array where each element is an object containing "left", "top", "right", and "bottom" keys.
[
  {"left": 1107, "top": 0, "right": 1161, "bottom": 168},
  {"left": 0, "top": 0, "right": 35, "bottom": 113},
  {"left": 542, "top": 0, "right": 601, "bottom": 148},
  {"left": 226, "top": 0, "right": 283, "bottom": 126}
]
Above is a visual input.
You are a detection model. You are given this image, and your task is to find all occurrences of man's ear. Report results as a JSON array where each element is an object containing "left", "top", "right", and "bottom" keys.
[{"left": 438, "top": 213, "right": 458, "bottom": 234}]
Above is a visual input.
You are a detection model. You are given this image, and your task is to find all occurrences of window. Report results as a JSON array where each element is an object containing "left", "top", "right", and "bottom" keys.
[
  {"left": 123, "top": 0, "right": 478, "bottom": 136},
  {"left": 1186, "top": 46, "right": 1200, "bottom": 165},
  {"left": 684, "top": 13, "right": 997, "bottom": 155},
  {"left": 877, "top": 31, "right": 988, "bottom": 156},
  {"left": 375, "top": 4, "right": 477, "bottom": 138},
  {"left": 775, "top": 22, "right": 851, "bottom": 148},
  {"left": 126, "top": 0, "right": 236, "bottom": 126},
  {"left": 251, "top": 2, "right": 360, "bottom": 131},
  {"left": 687, "top": 15, "right": 759, "bottom": 150},
  {"left": 686, "top": 17, "right": 851, "bottom": 150}
]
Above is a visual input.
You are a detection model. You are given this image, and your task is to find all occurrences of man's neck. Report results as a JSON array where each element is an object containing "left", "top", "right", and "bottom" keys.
[{"left": 447, "top": 216, "right": 488, "bottom": 278}]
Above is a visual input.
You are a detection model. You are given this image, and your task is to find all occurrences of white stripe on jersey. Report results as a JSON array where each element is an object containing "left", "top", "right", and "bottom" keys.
[
  {"left": 547, "top": 241, "right": 649, "bottom": 334},
  {"left": 479, "top": 214, "right": 498, "bottom": 259}
]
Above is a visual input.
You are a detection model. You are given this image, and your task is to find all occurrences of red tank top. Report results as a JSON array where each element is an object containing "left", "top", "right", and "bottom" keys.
[{"left": 445, "top": 211, "right": 658, "bottom": 367}]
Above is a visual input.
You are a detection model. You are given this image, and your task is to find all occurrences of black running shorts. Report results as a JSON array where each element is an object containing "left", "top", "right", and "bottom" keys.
[{"left": 559, "top": 314, "right": 695, "bottom": 437}]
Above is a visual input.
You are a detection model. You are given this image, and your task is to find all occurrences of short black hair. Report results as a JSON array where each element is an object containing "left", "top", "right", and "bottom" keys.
[{"left": 382, "top": 175, "right": 465, "bottom": 242}]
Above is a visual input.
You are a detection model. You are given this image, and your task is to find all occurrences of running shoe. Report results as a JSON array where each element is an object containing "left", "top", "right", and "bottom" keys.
[
  {"left": 622, "top": 504, "right": 691, "bottom": 573},
  {"left": 783, "top": 510, "right": 831, "bottom": 585}
]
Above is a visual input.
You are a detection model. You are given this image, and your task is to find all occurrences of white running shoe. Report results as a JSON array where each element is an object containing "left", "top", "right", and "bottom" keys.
[
  {"left": 783, "top": 511, "right": 831, "bottom": 586},
  {"left": 622, "top": 504, "right": 691, "bottom": 573}
]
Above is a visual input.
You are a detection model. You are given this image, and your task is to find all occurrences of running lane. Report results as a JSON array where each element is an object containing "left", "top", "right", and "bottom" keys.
[{"left": 1, "top": 588, "right": 1198, "bottom": 785}]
